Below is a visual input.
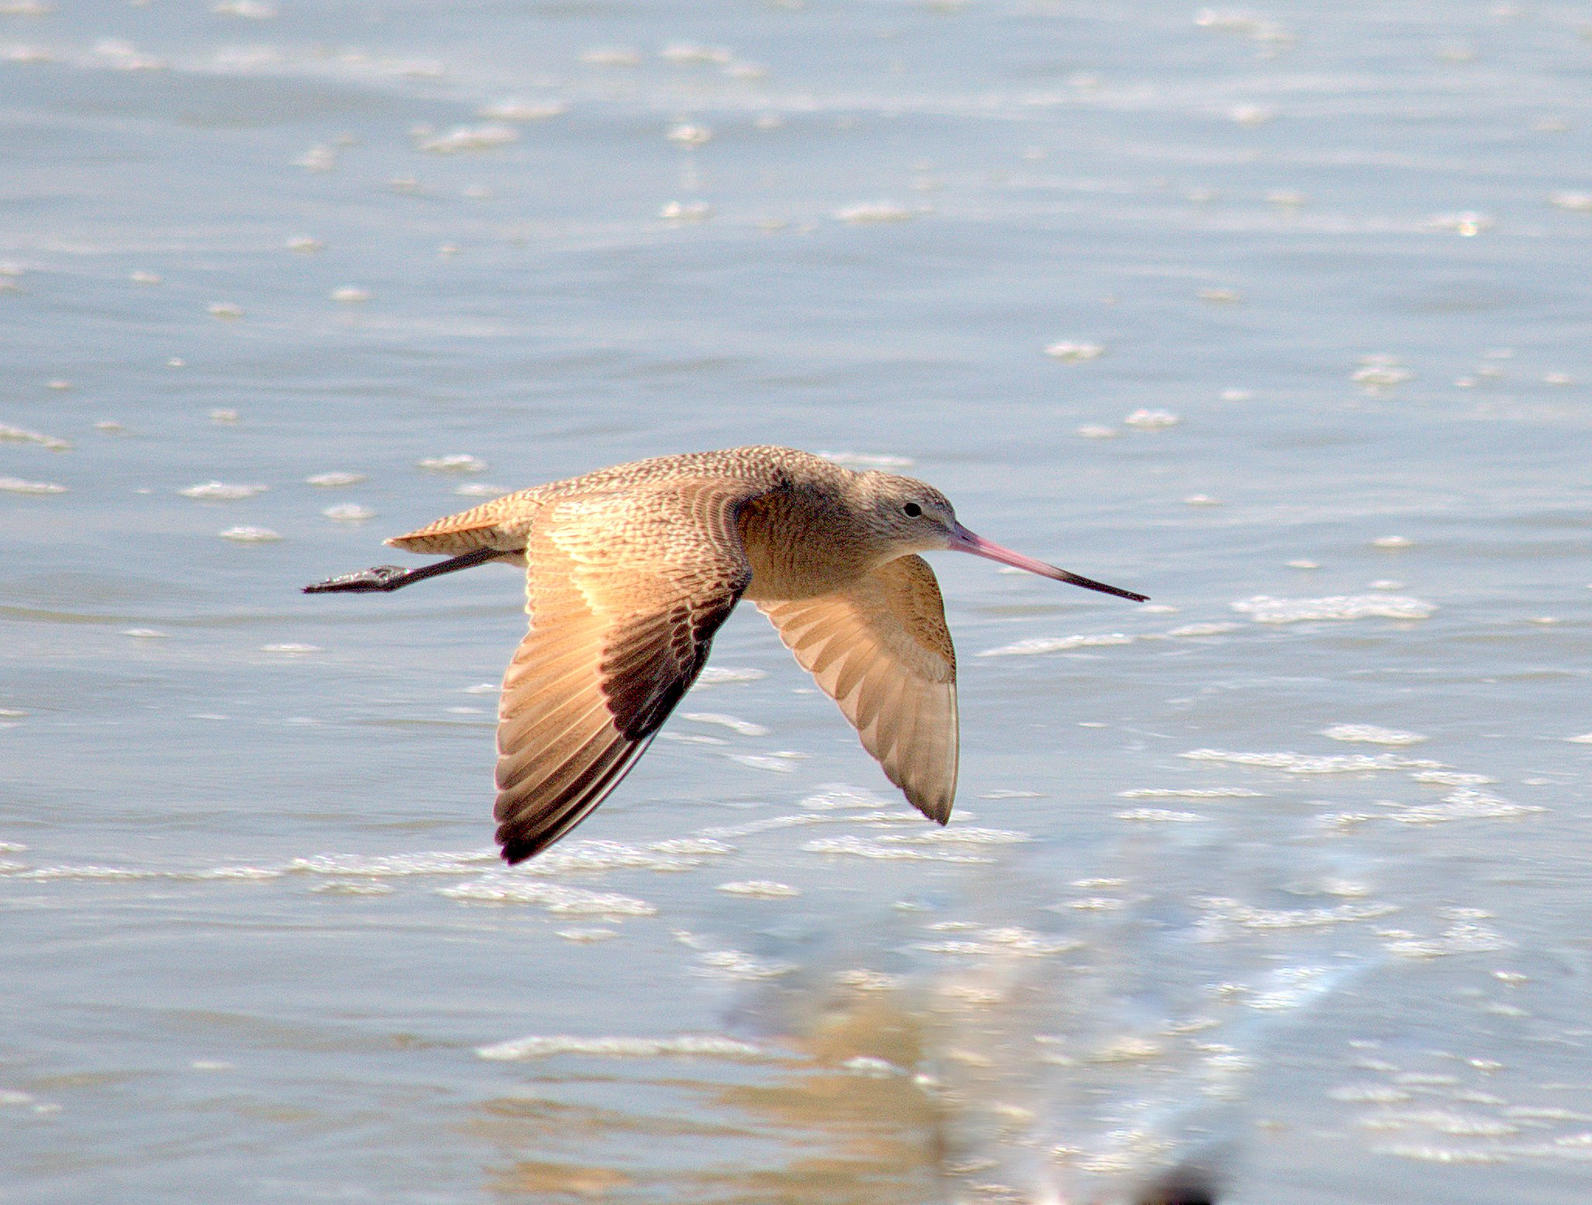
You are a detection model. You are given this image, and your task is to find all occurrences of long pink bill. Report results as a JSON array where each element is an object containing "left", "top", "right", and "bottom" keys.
[{"left": 949, "top": 524, "right": 1148, "bottom": 603}]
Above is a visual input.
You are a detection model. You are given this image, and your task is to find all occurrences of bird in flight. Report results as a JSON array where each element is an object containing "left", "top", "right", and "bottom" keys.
[{"left": 305, "top": 446, "right": 1146, "bottom": 863}]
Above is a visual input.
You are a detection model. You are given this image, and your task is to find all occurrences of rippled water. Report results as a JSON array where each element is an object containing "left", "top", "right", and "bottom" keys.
[{"left": 4, "top": 2, "right": 1591, "bottom": 1202}]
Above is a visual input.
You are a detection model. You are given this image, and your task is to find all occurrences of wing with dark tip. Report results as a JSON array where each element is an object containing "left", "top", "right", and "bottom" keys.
[
  {"left": 493, "top": 480, "right": 753, "bottom": 863},
  {"left": 757, "top": 554, "right": 959, "bottom": 823}
]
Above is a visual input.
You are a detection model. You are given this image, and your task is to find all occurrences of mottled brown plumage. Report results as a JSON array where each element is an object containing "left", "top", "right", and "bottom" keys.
[{"left": 305, "top": 446, "right": 1146, "bottom": 863}]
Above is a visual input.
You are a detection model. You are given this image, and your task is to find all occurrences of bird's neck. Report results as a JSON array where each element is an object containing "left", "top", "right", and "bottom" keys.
[{"left": 737, "top": 484, "right": 885, "bottom": 602}]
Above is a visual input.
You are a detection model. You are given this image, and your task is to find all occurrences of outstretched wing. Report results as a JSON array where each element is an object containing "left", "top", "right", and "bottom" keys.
[
  {"left": 757, "top": 554, "right": 958, "bottom": 823},
  {"left": 494, "top": 481, "right": 753, "bottom": 863}
]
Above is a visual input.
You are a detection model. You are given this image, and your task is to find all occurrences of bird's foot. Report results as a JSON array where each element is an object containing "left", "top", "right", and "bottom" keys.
[{"left": 302, "top": 564, "right": 413, "bottom": 593}]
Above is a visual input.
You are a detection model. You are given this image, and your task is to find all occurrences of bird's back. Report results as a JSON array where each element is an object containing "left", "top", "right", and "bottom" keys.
[{"left": 385, "top": 445, "right": 839, "bottom": 557}]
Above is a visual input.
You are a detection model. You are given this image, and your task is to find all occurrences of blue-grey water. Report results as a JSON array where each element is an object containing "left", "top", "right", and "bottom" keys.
[{"left": 4, "top": 2, "right": 1591, "bottom": 1202}]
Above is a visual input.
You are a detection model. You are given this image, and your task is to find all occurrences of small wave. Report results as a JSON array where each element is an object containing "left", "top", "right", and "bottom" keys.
[
  {"left": 439, "top": 878, "right": 656, "bottom": 915},
  {"left": 1166, "top": 621, "right": 1242, "bottom": 637},
  {"left": 716, "top": 880, "right": 801, "bottom": 898},
  {"left": 477, "top": 1033, "right": 770, "bottom": 1062},
  {"left": 679, "top": 711, "right": 770, "bottom": 737},
  {"left": 915, "top": 926, "right": 1079, "bottom": 958},
  {"left": 1323, "top": 724, "right": 1427, "bottom": 745},
  {"left": 977, "top": 632, "right": 1135, "bottom": 658},
  {"left": 180, "top": 480, "right": 267, "bottom": 500},
  {"left": 8, "top": 863, "right": 281, "bottom": 882},
  {"left": 878, "top": 826, "right": 1033, "bottom": 845},
  {"left": 1233, "top": 594, "right": 1435, "bottom": 622},
  {"left": 1382, "top": 787, "right": 1544, "bottom": 825},
  {"left": 1117, "top": 787, "right": 1264, "bottom": 799},
  {"left": 516, "top": 838, "right": 734, "bottom": 875},
  {"left": 695, "top": 666, "right": 768, "bottom": 685},
  {"left": 288, "top": 851, "right": 491, "bottom": 877},
  {"left": 802, "top": 835, "right": 995, "bottom": 863},
  {"left": 1115, "top": 808, "right": 1205, "bottom": 823},
  {"left": 797, "top": 784, "right": 894, "bottom": 812},
  {"left": 1181, "top": 748, "right": 1440, "bottom": 774},
  {"left": 693, "top": 948, "right": 798, "bottom": 980}
]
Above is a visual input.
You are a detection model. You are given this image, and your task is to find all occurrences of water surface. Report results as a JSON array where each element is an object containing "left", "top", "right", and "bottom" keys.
[{"left": 4, "top": 2, "right": 1591, "bottom": 1201}]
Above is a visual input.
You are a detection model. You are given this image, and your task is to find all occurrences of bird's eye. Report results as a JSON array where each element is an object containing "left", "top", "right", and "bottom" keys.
[{"left": 902, "top": 502, "right": 922, "bottom": 518}]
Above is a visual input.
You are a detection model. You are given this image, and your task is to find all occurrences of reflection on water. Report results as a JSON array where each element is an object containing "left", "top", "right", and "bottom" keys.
[{"left": 469, "top": 971, "right": 1232, "bottom": 1204}]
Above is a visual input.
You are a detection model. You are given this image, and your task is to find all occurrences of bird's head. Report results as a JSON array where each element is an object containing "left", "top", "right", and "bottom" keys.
[{"left": 857, "top": 470, "right": 1149, "bottom": 602}]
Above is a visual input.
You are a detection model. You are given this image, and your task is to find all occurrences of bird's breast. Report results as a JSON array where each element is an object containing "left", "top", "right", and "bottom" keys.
[{"left": 736, "top": 491, "right": 875, "bottom": 602}]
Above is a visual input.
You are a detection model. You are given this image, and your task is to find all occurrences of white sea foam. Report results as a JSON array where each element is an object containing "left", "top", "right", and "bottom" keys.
[
  {"left": 1166, "top": 622, "right": 1242, "bottom": 637},
  {"left": 0, "top": 423, "right": 71, "bottom": 450},
  {"left": 977, "top": 633, "right": 1135, "bottom": 657},
  {"left": 726, "top": 752, "right": 804, "bottom": 773},
  {"left": 416, "top": 453, "right": 487, "bottom": 474},
  {"left": 439, "top": 878, "right": 656, "bottom": 915},
  {"left": 1408, "top": 770, "right": 1495, "bottom": 786},
  {"left": 1195, "top": 896, "right": 1398, "bottom": 935},
  {"left": 1323, "top": 724, "right": 1427, "bottom": 746},
  {"left": 479, "top": 98, "right": 569, "bottom": 122},
  {"left": 310, "top": 880, "right": 394, "bottom": 895},
  {"left": 1382, "top": 788, "right": 1544, "bottom": 825},
  {"left": 416, "top": 122, "right": 518, "bottom": 153},
  {"left": 659, "top": 200, "right": 711, "bottom": 221},
  {"left": 306, "top": 471, "right": 366, "bottom": 487},
  {"left": 693, "top": 948, "right": 798, "bottom": 980},
  {"left": 658, "top": 40, "right": 732, "bottom": 64},
  {"left": 477, "top": 1033, "right": 768, "bottom": 1061},
  {"left": 1382, "top": 918, "right": 1511, "bottom": 958},
  {"left": 288, "top": 851, "right": 491, "bottom": 876},
  {"left": 716, "top": 880, "right": 800, "bottom": 898},
  {"left": 697, "top": 813, "right": 834, "bottom": 839},
  {"left": 1124, "top": 407, "right": 1180, "bottom": 429},
  {"left": 0, "top": 477, "right": 66, "bottom": 495},
  {"left": 323, "top": 504, "right": 375, "bottom": 522},
  {"left": 1117, "top": 787, "right": 1264, "bottom": 799},
  {"left": 1233, "top": 594, "right": 1435, "bottom": 622},
  {"left": 655, "top": 838, "right": 742, "bottom": 859},
  {"left": 833, "top": 200, "right": 918, "bottom": 223},
  {"left": 1044, "top": 340, "right": 1105, "bottom": 361},
  {"left": 12, "top": 863, "right": 281, "bottom": 882},
  {"left": 916, "top": 926, "right": 1078, "bottom": 958},
  {"left": 694, "top": 666, "right": 768, "bottom": 685},
  {"left": 802, "top": 835, "right": 996, "bottom": 863},
  {"left": 1115, "top": 808, "right": 1205, "bottom": 823},
  {"left": 680, "top": 712, "right": 770, "bottom": 737},
  {"left": 1181, "top": 748, "right": 1439, "bottom": 774},
  {"left": 219, "top": 526, "right": 280, "bottom": 542},
  {"left": 879, "top": 826, "right": 1032, "bottom": 845},
  {"left": 515, "top": 838, "right": 730, "bottom": 875},
  {"left": 665, "top": 122, "right": 712, "bottom": 147},
  {"left": 797, "top": 785, "right": 894, "bottom": 811},
  {"left": 555, "top": 927, "right": 619, "bottom": 943},
  {"left": 1245, "top": 965, "right": 1343, "bottom": 1011}
]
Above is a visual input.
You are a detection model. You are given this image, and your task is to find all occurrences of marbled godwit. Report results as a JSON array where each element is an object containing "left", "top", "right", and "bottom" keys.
[{"left": 305, "top": 446, "right": 1146, "bottom": 863}]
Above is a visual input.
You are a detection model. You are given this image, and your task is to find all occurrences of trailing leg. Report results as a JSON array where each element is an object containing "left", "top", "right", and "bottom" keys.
[{"left": 303, "top": 546, "right": 507, "bottom": 594}]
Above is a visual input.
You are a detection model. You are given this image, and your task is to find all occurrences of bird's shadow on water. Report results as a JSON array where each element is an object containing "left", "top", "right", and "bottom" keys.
[
  {"left": 697, "top": 861, "right": 1240, "bottom": 1203},
  {"left": 463, "top": 859, "right": 1234, "bottom": 1203}
]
